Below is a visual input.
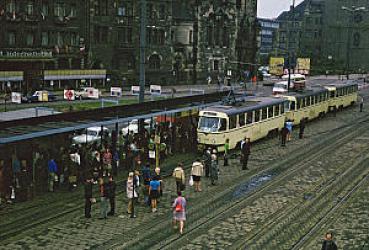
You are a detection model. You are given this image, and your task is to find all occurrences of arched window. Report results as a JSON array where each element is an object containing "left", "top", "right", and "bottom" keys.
[{"left": 149, "top": 54, "right": 161, "bottom": 69}]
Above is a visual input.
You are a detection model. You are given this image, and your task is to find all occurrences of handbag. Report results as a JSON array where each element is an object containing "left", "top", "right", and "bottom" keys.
[{"left": 189, "top": 176, "right": 194, "bottom": 186}]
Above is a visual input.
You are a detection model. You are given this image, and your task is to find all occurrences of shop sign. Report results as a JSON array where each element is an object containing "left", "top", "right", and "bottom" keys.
[{"left": 0, "top": 50, "right": 53, "bottom": 59}]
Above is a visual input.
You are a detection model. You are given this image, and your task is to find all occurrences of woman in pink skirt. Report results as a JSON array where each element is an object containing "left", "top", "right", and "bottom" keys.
[{"left": 172, "top": 191, "right": 187, "bottom": 234}]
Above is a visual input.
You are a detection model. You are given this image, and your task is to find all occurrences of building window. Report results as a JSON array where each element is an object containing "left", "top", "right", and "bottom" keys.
[
  {"left": 189, "top": 30, "right": 193, "bottom": 45},
  {"left": 41, "top": 2, "right": 49, "bottom": 17},
  {"left": 100, "top": 0, "right": 108, "bottom": 16},
  {"left": 54, "top": 2, "right": 65, "bottom": 17},
  {"left": 41, "top": 32, "right": 49, "bottom": 46},
  {"left": 118, "top": 27, "right": 132, "bottom": 44},
  {"left": 213, "top": 60, "right": 219, "bottom": 71},
  {"left": 207, "top": 25, "right": 214, "bottom": 46},
  {"left": 7, "top": 31, "right": 16, "bottom": 46},
  {"left": 70, "top": 32, "right": 78, "bottom": 46},
  {"left": 26, "top": 1, "right": 34, "bottom": 15},
  {"left": 56, "top": 32, "right": 63, "bottom": 46},
  {"left": 6, "top": 0, "right": 16, "bottom": 13},
  {"left": 159, "top": 4, "right": 165, "bottom": 19},
  {"left": 149, "top": 54, "right": 161, "bottom": 70},
  {"left": 26, "top": 32, "right": 34, "bottom": 46},
  {"left": 70, "top": 4, "right": 77, "bottom": 17}
]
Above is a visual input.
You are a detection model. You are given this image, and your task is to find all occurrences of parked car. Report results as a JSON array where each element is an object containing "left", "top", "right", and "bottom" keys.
[
  {"left": 72, "top": 126, "right": 110, "bottom": 145},
  {"left": 121, "top": 119, "right": 152, "bottom": 135},
  {"left": 22, "top": 91, "right": 57, "bottom": 103},
  {"left": 74, "top": 87, "right": 100, "bottom": 100}
]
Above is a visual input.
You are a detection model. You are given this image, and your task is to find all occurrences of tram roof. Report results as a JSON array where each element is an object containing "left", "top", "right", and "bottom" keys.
[
  {"left": 281, "top": 87, "right": 328, "bottom": 98},
  {"left": 202, "top": 97, "right": 286, "bottom": 116}
]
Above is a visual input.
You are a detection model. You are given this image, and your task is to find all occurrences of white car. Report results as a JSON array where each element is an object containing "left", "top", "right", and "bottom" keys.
[
  {"left": 272, "top": 81, "right": 292, "bottom": 95},
  {"left": 75, "top": 87, "right": 100, "bottom": 100},
  {"left": 121, "top": 119, "right": 152, "bottom": 135},
  {"left": 72, "top": 127, "right": 110, "bottom": 144}
]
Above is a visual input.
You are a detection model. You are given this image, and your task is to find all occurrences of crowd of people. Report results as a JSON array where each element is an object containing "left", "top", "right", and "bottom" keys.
[{"left": 0, "top": 119, "right": 198, "bottom": 205}]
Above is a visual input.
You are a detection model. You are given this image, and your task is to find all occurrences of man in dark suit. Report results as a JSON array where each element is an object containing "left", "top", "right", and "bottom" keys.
[
  {"left": 241, "top": 138, "right": 251, "bottom": 170},
  {"left": 84, "top": 177, "right": 93, "bottom": 218}
]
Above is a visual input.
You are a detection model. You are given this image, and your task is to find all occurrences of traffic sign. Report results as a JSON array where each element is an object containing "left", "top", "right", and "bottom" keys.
[{"left": 64, "top": 89, "right": 75, "bottom": 101}]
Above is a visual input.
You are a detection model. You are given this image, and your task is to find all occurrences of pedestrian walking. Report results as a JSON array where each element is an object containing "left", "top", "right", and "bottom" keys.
[
  {"left": 141, "top": 163, "right": 151, "bottom": 206},
  {"left": 360, "top": 96, "right": 364, "bottom": 112},
  {"left": 84, "top": 177, "right": 94, "bottom": 218},
  {"left": 202, "top": 148, "right": 211, "bottom": 177},
  {"left": 321, "top": 232, "right": 338, "bottom": 250},
  {"left": 285, "top": 120, "right": 293, "bottom": 141},
  {"left": 210, "top": 152, "right": 219, "bottom": 185},
  {"left": 47, "top": 158, "right": 57, "bottom": 192},
  {"left": 172, "top": 191, "right": 187, "bottom": 235},
  {"left": 172, "top": 163, "right": 185, "bottom": 192},
  {"left": 241, "top": 138, "right": 251, "bottom": 170},
  {"left": 224, "top": 139, "right": 230, "bottom": 166},
  {"left": 190, "top": 159, "right": 204, "bottom": 192},
  {"left": 299, "top": 118, "right": 306, "bottom": 139},
  {"left": 126, "top": 172, "right": 138, "bottom": 215},
  {"left": 107, "top": 175, "right": 116, "bottom": 216},
  {"left": 99, "top": 177, "right": 109, "bottom": 219},
  {"left": 149, "top": 175, "right": 161, "bottom": 212},
  {"left": 281, "top": 125, "right": 289, "bottom": 147}
]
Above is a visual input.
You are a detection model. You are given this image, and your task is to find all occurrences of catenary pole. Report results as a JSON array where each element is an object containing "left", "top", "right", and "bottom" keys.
[{"left": 139, "top": 0, "right": 146, "bottom": 103}]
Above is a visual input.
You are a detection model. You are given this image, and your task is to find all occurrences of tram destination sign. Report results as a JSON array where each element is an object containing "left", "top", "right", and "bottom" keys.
[{"left": 0, "top": 50, "right": 53, "bottom": 59}]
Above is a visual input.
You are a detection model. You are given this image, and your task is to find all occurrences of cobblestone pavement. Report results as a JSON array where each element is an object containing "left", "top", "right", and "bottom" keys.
[{"left": 1, "top": 89, "right": 368, "bottom": 249}]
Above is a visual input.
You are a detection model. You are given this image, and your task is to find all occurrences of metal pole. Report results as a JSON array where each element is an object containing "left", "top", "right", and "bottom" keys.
[
  {"left": 346, "top": 12, "right": 353, "bottom": 80},
  {"left": 287, "top": 0, "right": 295, "bottom": 92},
  {"left": 139, "top": 0, "right": 146, "bottom": 103}
]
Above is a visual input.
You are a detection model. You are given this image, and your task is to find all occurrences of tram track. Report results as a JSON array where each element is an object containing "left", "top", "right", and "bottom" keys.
[
  {"left": 115, "top": 110, "right": 369, "bottom": 249},
  {"left": 148, "top": 112, "right": 368, "bottom": 249},
  {"left": 1, "top": 94, "right": 367, "bottom": 248}
]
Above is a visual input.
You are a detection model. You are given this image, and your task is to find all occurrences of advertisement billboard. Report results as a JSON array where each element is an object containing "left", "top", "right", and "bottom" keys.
[
  {"left": 296, "top": 58, "right": 311, "bottom": 75},
  {"left": 269, "top": 57, "right": 285, "bottom": 76}
]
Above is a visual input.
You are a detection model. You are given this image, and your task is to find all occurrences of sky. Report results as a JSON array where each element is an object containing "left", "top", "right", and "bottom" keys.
[{"left": 258, "top": 0, "right": 304, "bottom": 19}]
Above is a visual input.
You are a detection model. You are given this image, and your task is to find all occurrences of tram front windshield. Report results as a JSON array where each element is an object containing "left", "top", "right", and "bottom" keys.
[{"left": 198, "top": 116, "right": 221, "bottom": 132}]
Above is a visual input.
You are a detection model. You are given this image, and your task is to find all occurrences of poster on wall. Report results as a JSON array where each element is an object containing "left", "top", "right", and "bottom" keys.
[
  {"left": 269, "top": 57, "right": 285, "bottom": 76},
  {"left": 11, "top": 92, "right": 21, "bottom": 104},
  {"left": 296, "top": 58, "right": 311, "bottom": 75},
  {"left": 111, "top": 87, "right": 122, "bottom": 97},
  {"left": 131, "top": 86, "right": 140, "bottom": 96}
]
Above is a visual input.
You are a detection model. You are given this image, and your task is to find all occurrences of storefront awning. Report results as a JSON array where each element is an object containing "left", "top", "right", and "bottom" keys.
[
  {"left": 0, "top": 71, "right": 23, "bottom": 81},
  {"left": 44, "top": 69, "right": 106, "bottom": 80}
]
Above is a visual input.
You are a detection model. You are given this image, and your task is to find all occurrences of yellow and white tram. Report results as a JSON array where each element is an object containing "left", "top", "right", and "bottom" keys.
[
  {"left": 197, "top": 82, "right": 358, "bottom": 152},
  {"left": 197, "top": 97, "right": 288, "bottom": 152}
]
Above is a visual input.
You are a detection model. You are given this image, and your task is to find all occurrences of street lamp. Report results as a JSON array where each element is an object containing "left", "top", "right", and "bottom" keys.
[{"left": 341, "top": 5, "right": 367, "bottom": 80}]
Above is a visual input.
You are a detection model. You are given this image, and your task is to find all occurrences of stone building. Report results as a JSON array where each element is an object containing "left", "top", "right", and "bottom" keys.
[
  {"left": 275, "top": 0, "right": 369, "bottom": 74},
  {"left": 258, "top": 18, "right": 280, "bottom": 64},
  {"left": 0, "top": 0, "right": 87, "bottom": 92},
  {"left": 172, "top": 0, "right": 258, "bottom": 85},
  {"left": 0, "top": 0, "right": 258, "bottom": 91}
]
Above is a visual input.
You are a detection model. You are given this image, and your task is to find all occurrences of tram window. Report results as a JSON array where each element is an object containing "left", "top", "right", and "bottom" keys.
[
  {"left": 290, "top": 101, "right": 296, "bottom": 110},
  {"left": 219, "top": 118, "right": 227, "bottom": 131},
  {"left": 274, "top": 105, "right": 280, "bottom": 116},
  {"left": 330, "top": 91, "right": 335, "bottom": 98},
  {"left": 322, "top": 93, "right": 326, "bottom": 101},
  {"left": 296, "top": 100, "right": 300, "bottom": 109},
  {"left": 281, "top": 104, "right": 285, "bottom": 113},
  {"left": 268, "top": 106, "right": 273, "bottom": 118},
  {"left": 312, "top": 96, "right": 315, "bottom": 105},
  {"left": 255, "top": 110, "right": 260, "bottom": 122},
  {"left": 246, "top": 112, "right": 253, "bottom": 124},
  {"left": 301, "top": 99, "right": 305, "bottom": 108},
  {"left": 306, "top": 97, "right": 311, "bottom": 106},
  {"left": 316, "top": 95, "right": 320, "bottom": 103},
  {"left": 239, "top": 113, "right": 245, "bottom": 127},
  {"left": 229, "top": 115, "right": 237, "bottom": 129},
  {"left": 262, "top": 108, "right": 267, "bottom": 120}
]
